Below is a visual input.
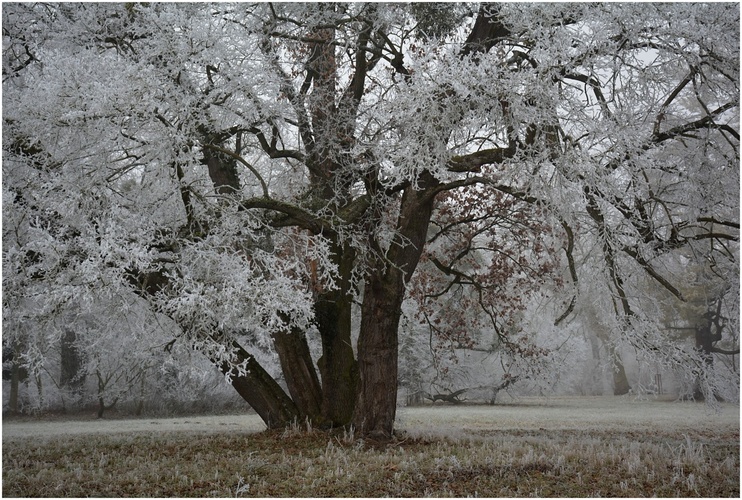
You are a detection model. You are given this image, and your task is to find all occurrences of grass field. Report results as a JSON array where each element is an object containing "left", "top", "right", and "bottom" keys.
[{"left": 2, "top": 396, "right": 739, "bottom": 497}]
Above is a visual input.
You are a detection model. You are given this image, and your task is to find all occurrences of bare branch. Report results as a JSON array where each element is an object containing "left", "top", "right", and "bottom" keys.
[
  {"left": 554, "top": 221, "right": 577, "bottom": 326},
  {"left": 697, "top": 217, "right": 740, "bottom": 229},
  {"left": 621, "top": 247, "right": 685, "bottom": 301},
  {"left": 247, "top": 126, "right": 305, "bottom": 162},
  {"left": 652, "top": 101, "right": 737, "bottom": 144},
  {"left": 653, "top": 68, "right": 695, "bottom": 136}
]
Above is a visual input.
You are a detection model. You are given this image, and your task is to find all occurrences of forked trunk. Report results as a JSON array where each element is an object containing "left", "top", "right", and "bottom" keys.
[
  {"left": 220, "top": 340, "right": 300, "bottom": 429},
  {"left": 203, "top": 148, "right": 304, "bottom": 428},
  {"left": 273, "top": 328, "right": 324, "bottom": 423},
  {"left": 354, "top": 173, "right": 439, "bottom": 438},
  {"left": 350, "top": 5, "right": 503, "bottom": 438}
]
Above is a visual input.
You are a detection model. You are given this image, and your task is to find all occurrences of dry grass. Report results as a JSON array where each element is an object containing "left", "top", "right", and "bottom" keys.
[{"left": 2, "top": 398, "right": 739, "bottom": 497}]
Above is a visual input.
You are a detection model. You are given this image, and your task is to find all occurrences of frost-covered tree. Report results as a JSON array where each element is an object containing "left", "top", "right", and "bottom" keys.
[{"left": 3, "top": 3, "right": 738, "bottom": 437}]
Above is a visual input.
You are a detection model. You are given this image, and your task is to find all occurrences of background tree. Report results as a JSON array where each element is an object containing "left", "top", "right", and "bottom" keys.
[{"left": 3, "top": 3, "right": 738, "bottom": 437}]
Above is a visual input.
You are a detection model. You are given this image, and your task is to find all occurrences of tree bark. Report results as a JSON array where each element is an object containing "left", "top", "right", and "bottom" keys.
[
  {"left": 316, "top": 295, "right": 358, "bottom": 427},
  {"left": 354, "top": 270, "right": 404, "bottom": 438},
  {"left": 354, "top": 173, "right": 439, "bottom": 438},
  {"left": 315, "top": 241, "right": 358, "bottom": 427},
  {"left": 692, "top": 299, "right": 727, "bottom": 401},
  {"left": 203, "top": 151, "right": 240, "bottom": 195},
  {"left": 597, "top": 328, "right": 631, "bottom": 395},
  {"left": 273, "top": 327, "right": 323, "bottom": 423},
  {"left": 351, "top": 6, "right": 517, "bottom": 437},
  {"left": 219, "top": 340, "right": 300, "bottom": 429},
  {"left": 461, "top": 4, "right": 510, "bottom": 58},
  {"left": 95, "top": 370, "right": 119, "bottom": 419}
]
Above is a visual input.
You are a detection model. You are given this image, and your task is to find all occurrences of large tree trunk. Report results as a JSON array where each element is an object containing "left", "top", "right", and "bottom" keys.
[
  {"left": 350, "top": 7, "right": 513, "bottom": 437},
  {"left": 271, "top": 240, "right": 359, "bottom": 429},
  {"left": 597, "top": 328, "right": 631, "bottom": 395},
  {"left": 315, "top": 241, "right": 358, "bottom": 427},
  {"left": 294, "top": 19, "right": 362, "bottom": 429},
  {"left": 354, "top": 173, "right": 439, "bottom": 438},
  {"left": 355, "top": 270, "right": 405, "bottom": 438},
  {"left": 316, "top": 294, "right": 358, "bottom": 427}
]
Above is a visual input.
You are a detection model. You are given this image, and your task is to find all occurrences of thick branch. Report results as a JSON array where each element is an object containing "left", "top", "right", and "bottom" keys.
[
  {"left": 239, "top": 197, "right": 328, "bottom": 234},
  {"left": 201, "top": 144, "right": 269, "bottom": 197},
  {"left": 447, "top": 147, "right": 516, "bottom": 172},
  {"left": 348, "top": 15, "right": 373, "bottom": 106},
  {"left": 461, "top": 4, "right": 510, "bottom": 57},
  {"left": 426, "top": 388, "right": 468, "bottom": 404},
  {"left": 686, "top": 232, "right": 739, "bottom": 242},
  {"left": 337, "top": 194, "right": 371, "bottom": 224}
]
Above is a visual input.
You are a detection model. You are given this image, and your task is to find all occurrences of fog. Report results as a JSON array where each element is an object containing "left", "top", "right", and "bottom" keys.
[{"left": 4, "top": 396, "right": 738, "bottom": 441}]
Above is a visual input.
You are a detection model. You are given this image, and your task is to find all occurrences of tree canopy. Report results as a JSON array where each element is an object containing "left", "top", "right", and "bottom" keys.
[{"left": 3, "top": 2, "right": 739, "bottom": 436}]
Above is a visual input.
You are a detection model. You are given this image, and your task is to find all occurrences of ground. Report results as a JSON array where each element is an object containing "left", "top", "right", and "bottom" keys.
[{"left": 2, "top": 395, "right": 739, "bottom": 497}]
